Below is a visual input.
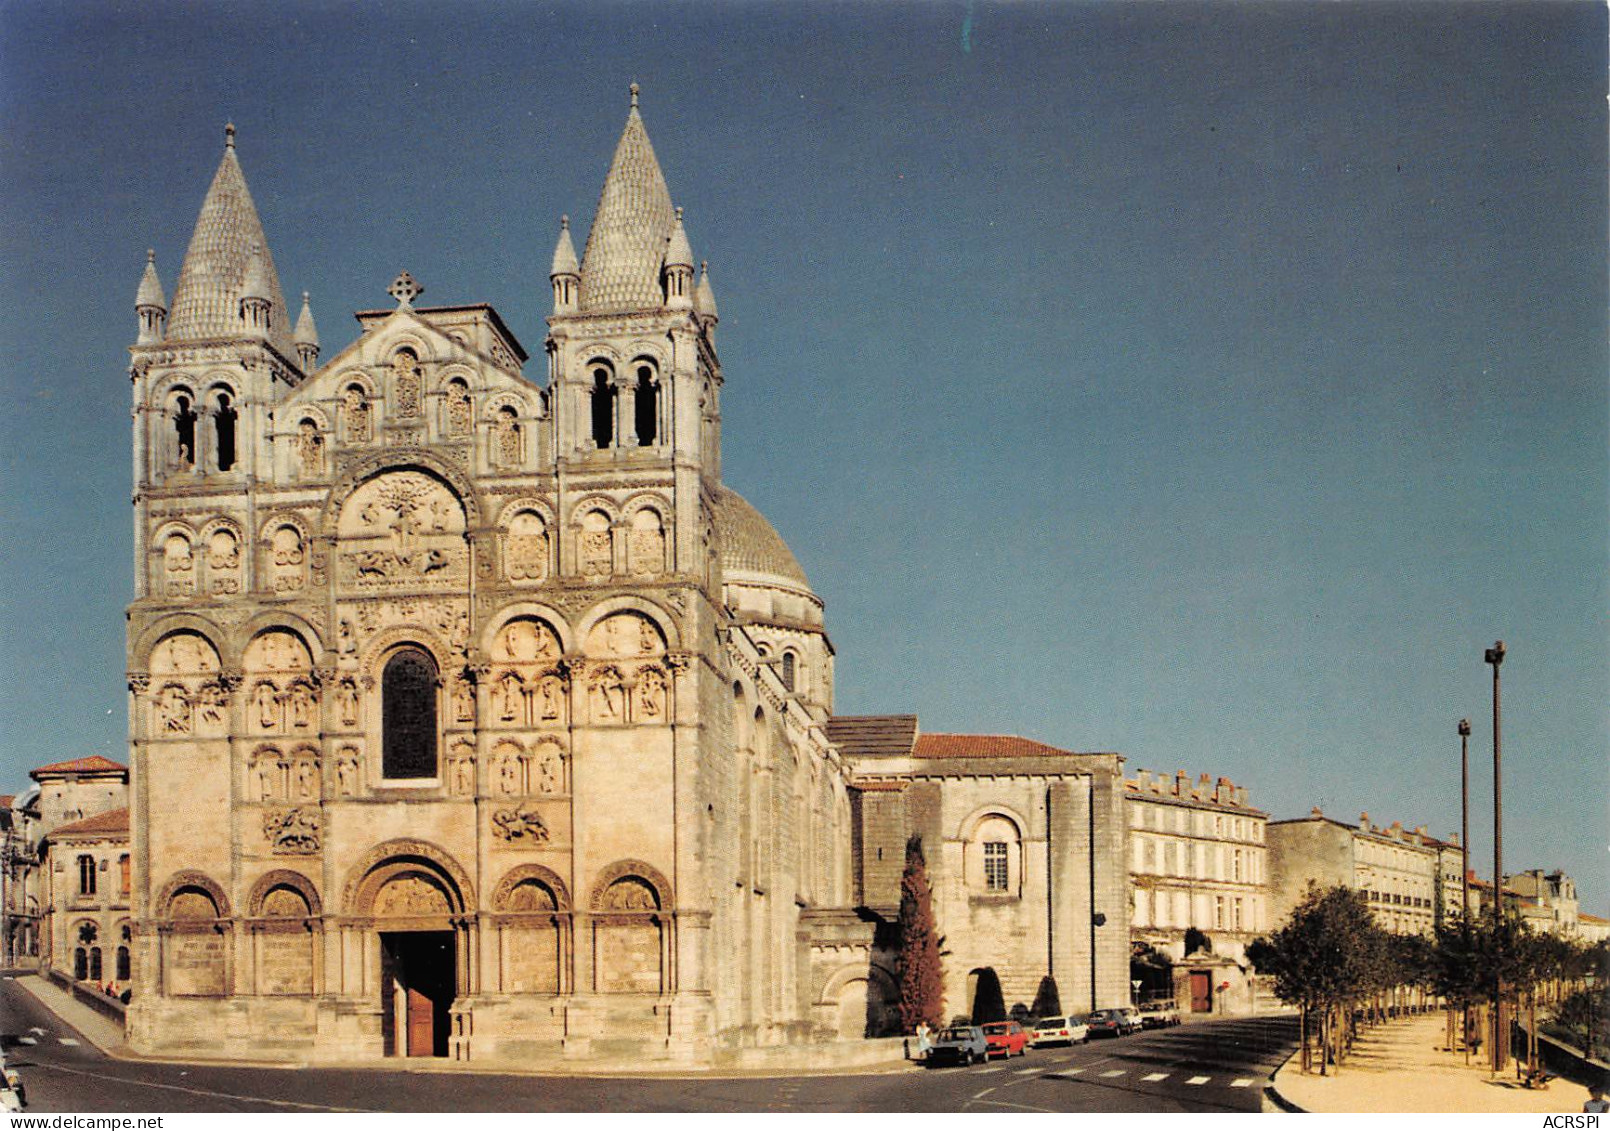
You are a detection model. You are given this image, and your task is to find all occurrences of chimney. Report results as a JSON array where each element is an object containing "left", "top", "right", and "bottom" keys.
[
  {"left": 1360, "top": 812, "right": 1370, "bottom": 831},
  {"left": 1310, "top": 806, "right": 1324, "bottom": 819}
]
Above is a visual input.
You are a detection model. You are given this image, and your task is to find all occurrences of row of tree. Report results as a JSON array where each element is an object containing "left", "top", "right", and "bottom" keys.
[{"left": 1249, "top": 884, "right": 1607, "bottom": 1076}]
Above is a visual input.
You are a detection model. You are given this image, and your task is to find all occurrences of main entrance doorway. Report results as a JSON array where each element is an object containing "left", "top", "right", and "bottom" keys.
[{"left": 380, "top": 931, "right": 455, "bottom": 1057}]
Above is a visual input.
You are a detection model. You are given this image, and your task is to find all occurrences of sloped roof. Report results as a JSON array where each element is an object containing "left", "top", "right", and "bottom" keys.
[
  {"left": 825, "top": 715, "right": 919, "bottom": 760},
  {"left": 713, "top": 486, "right": 810, "bottom": 589},
  {"left": 914, "top": 733, "right": 1076, "bottom": 759},
  {"left": 48, "top": 807, "right": 129, "bottom": 839},
  {"left": 136, "top": 249, "right": 166, "bottom": 309},
  {"left": 166, "top": 128, "right": 294, "bottom": 357},
  {"left": 31, "top": 755, "right": 127, "bottom": 780},
  {"left": 579, "top": 91, "right": 676, "bottom": 313}
]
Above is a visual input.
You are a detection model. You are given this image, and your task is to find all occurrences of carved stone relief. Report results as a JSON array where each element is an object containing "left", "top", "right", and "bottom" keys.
[
  {"left": 373, "top": 874, "right": 449, "bottom": 917},
  {"left": 164, "top": 533, "right": 196, "bottom": 596},
  {"left": 263, "top": 807, "right": 320, "bottom": 854},
  {"left": 207, "top": 528, "right": 241, "bottom": 594},
  {"left": 270, "top": 525, "right": 306, "bottom": 592},
  {"left": 505, "top": 510, "right": 549, "bottom": 583},
  {"left": 296, "top": 419, "right": 324, "bottom": 477},
  {"left": 628, "top": 510, "right": 665, "bottom": 577},
  {"left": 393, "top": 351, "right": 423, "bottom": 418},
  {"left": 491, "top": 802, "right": 550, "bottom": 844},
  {"left": 579, "top": 511, "right": 612, "bottom": 578},
  {"left": 337, "top": 471, "right": 466, "bottom": 590},
  {"left": 341, "top": 385, "right": 371, "bottom": 442}
]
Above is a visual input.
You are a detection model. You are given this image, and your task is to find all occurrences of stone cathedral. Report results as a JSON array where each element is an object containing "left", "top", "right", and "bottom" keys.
[{"left": 124, "top": 91, "right": 1130, "bottom": 1066}]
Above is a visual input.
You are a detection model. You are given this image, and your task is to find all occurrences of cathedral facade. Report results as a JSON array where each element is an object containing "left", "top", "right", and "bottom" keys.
[{"left": 125, "top": 91, "right": 1129, "bottom": 1065}]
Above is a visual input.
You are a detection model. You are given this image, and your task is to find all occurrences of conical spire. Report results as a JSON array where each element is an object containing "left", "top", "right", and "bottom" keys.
[
  {"left": 294, "top": 291, "right": 319, "bottom": 349},
  {"left": 665, "top": 207, "right": 693, "bottom": 269},
  {"left": 166, "top": 123, "right": 293, "bottom": 356},
  {"left": 551, "top": 215, "right": 579, "bottom": 277},
  {"left": 579, "top": 84, "right": 677, "bottom": 313},
  {"left": 694, "top": 260, "right": 718, "bottom": 321},
  {"left": 136, "top": 249, "right": 166, "bottom": 311},
  {"left": 240, "top": 243, "right": 271, "bottom": 304}
]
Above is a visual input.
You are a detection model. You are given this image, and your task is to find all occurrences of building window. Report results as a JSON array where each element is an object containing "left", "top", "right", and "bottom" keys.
[
  {"left": 89, "top": 948, "right": 103, "bottom": 982},
  {"left": 591, "top": 367, "right": 615, "bottom": 449},
  {"left": 983, "top": 842, "right": 1008, "bottom": 891},
  {"left": 382, "top": 647, "right": 438, "bottom": 779},
  {"left": 172, "top": 393, "right": 197, "bottom": 467},
  {"left": 213, "top": 391, "right": 237, "bottom": 471},
  {"left": 116, "top": 945, "right": 131, "bottom": 981},
  {"left": 634, "top": 364, "right": 658, "bottom": 445},
  {"left": 1143, "top": 838, "right": 1157, "bottom": 872},
  {"left": 74, "top": 948, "right": 87, "bottom": 981},
  {"left": 119, "top": 854, "right": 130, "bottom": 898},
  {"left": 1234, "top": 898, "right": 1244, "bottom": 930},
  {"left": 780, "top": 651, "right": 796, "bottom": 693},
  {"left": 1214, "top": 896, "right": 1226, "bottom": 929},
  {"left": 1233, "top": 849, "right": 1243, "bottom": 882},
  {"left": 78, "top": 855, "right": 96, "bottom": 897}
]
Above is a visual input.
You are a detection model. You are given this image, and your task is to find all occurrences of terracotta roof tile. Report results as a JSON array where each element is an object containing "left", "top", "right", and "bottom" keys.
[
  {"left": 825, "top": 715, "right": 918, "bottom": 760},
  {"left": 914, "top": 733, "right": 1074, "bottom": 759},
  {"left": 48, "top": 808, "right": 130, "bottom": 838},
  {"left": 31, "top": 755, "right": 127, "bottom": 779}
]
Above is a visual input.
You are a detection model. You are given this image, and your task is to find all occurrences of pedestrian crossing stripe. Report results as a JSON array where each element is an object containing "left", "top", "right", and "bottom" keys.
[
  {"left": 1231, "top": 1078, "right": 1255, "bottom": 1088},
  {"left": 1142, "top": 1072, "right": 1169, "bottom": 1082},
  {"left": 1185, "top": 1075, "right": 1210, "bottom": 1085},
  {"left": 977, "top": 1065, "right": 1004, "bottom": 1073},
  {"left": 1100, "top": 1069, "right": 1126, "bottom": 1077},
  {"left": 1013, "top": 1068, "right": 1040, "bottom": 1075},
  {"left": 16, "top": 1038, "right": 35, "bottom": 1046},
  {"left": 1061, "top": 1067, "right": 1085, "bottom": 1074}
]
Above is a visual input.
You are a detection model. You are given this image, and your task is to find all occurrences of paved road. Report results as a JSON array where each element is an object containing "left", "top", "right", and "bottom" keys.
[{"left": 0, "top": 976, "right": 1294, "bottom": 1112}]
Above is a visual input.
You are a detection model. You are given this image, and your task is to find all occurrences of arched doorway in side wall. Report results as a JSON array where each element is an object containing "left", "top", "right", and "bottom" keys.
[{"left": 967, "top": 967, "right": 1006, "bottom": 1024}]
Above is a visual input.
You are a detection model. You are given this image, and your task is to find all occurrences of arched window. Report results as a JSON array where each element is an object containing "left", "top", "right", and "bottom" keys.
[
  {"left": 119, "top": 855, "right": 131, "bottom": 897},
  {"left": 591, "top": 367, "right": 615, "bottom": 449},
  {"left": 90, "top": 948, "right": 103, "bottom": 982},
  {"left": 634, "top": 365, "right": 657, "bottom": 446},
  {"left": 74, "top": 948, "right": 87, "bottom": 981},
  {"left": 78, "top": 854, "right": 96, "bottom": 896},
  {"left": 116, "top": 945, "right": 131, "bottom": 981},
  {"left": 969, "top": 814, "right": 1021, "bottom": 896},
  {"left": 173, "top": 394, "right": 197, "bottom": 468},
  {"left": 213, "top": 392, "right": 237, "bottom": 471},
  {"left": 780, "top": 651, "right": 796, "bottom": 693},
  {"left": 382, "top": 647, "right": 438, "bottom": 779}
]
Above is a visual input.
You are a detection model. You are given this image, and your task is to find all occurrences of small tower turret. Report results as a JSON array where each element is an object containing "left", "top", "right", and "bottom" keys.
[
  {"left": 293, "top": 291, "right": 320, "bottom": 371},
  {"left": 135, "top": 249, "right": 167, "bottom": 344},
  {"left": 694, "top": 259, "right": 718, "bottom": 327},
  {"left": 664, "top": 207, "right": 694, "bottom": 310},
  {"left": 239, "top": 243, "right": 272, "bottom": 335},
  {"left": 550, "top": 215, "right": 579, "bottom": 314}
]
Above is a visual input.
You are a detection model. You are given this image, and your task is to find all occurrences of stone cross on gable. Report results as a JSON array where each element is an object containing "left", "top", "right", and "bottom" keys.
[{"left": 388, "top": 271, "right": 424, "bottom": 308}]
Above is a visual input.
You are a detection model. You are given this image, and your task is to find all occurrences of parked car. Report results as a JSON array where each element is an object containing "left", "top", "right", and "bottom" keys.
[
  {"left": 1119, "top": 1005, "right": 1144, "bottom": 1034},
  {"left": 1083, "top": 1008, "right": 1132, "bottom": 1038},
  {"left": 981, "top": 1020, "right": 1028, "bottom": 1058},
  {"left": 1029, "top": 1014, "right": 1089, "bottom": 1047},
  {"left": 926, "top": 1025, "right": 988, "bottom": 1066},
  {"left": 0, "top": 1086, "right": 20, "bottom": 1113},
  {"left": 1139, "top": 1002, "right": 1181, "bottom": 1029}
]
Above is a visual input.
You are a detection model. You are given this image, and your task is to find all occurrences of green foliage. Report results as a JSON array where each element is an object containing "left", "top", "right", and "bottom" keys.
[
  {"left": 896, "top": 836, "right": 946, "bottom": 1035},
  {"left": 1253, "top": 885, "right": 1379, "bottom": 1010},
  {"left": 1183, "top": 926, "right": 1212, "bottom": 956},
  {"left": 970, "top": 968, "right": 1006, "bottom": 1024},
  {"left": 1030, "top": 975, "right": 1062, "bottom": 1019}
]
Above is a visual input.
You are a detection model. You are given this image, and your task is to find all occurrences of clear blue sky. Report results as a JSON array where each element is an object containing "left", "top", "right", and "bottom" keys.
[{"left": 1, "top": 1, "right": 1604, "bottom": 913}]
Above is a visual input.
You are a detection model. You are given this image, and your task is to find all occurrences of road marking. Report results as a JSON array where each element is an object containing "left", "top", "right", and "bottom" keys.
[
  {"left": 1231, "top": 1078, "right": 1255, "bottom": 1088},
  {"left": 25, "top": 1061, "right": 372, "bottom": 1112},
  {"left": 16, "top": 1038, "right": 35, "bottom": 1046},
  {"left": 1100, "top": 1069, "right": 1126, "bottom": 1077},
  {"left": 1013, "top": 1067, "right": 1040, "bottom": 1075},
  {"left": 57, "top": 1038, "right": 79, "bottom": 1046},
  {"left": 1061, "top": 1067, "right": 1085, "bottom": 1074},
  {"left": 28, "top": 1028, "right": 45, "bottom": 1035},
  {"left": 1142, "top": 1072, "right": 1169, "bottom": 1082},
  {"left": 971, "top": 1098, "right": 1057, "bottom": 1113},
  {"left": 976, "top": 1065, "right": 1005, "bottom": 1074},
  {"left": 1185, "top": 1075, "right": 1210, "bottom": 1085},
  {"left": 972, "top": 1087, "right": 996, "bottom": 1100}
]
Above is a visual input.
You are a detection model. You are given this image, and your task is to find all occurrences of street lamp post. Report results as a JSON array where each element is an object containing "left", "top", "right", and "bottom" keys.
[
  {"left": 1484, "top": 640, "right": 1505, "bottom": 1074},
  {"left": 1458, "top": 716, "right": 1472, "bottom": 1062}
]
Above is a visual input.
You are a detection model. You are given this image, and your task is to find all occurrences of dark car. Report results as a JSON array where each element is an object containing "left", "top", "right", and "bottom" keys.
[
  {"left": 1083, "top": 1008, "right": 1131, "bottom": 1038},
  {"left": 926, "top": 1025, "right": 988, "bottom": 1066}
]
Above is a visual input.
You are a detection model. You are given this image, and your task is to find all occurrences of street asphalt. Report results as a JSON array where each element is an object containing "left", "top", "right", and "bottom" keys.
[{"left": 0, "top": 973, "right": 1296, "bottom": 1113}]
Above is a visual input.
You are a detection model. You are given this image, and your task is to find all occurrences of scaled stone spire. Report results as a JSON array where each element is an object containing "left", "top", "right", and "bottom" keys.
[
  {"left": 579, "top": 84, "right": 677, "bottom": 313},
  {"left": 694, "top": 260, "right": 718, "bottom": 321},
  {"left": 293, "top": 291, "right": 320, "bottom": 370},
  {"left": 135, "top": 249, "right": 166, "bottom": 345},
  {"left": 166, "top": 123, "right": 293, "bottom": 356}
]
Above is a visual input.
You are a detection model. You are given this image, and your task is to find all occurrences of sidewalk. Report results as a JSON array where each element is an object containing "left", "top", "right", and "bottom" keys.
[
  {"left": 1271, "top": 1011, "right": 1593, "bottom": 1113},
  {"left": 11, "top": 975, "right": 125, "bottom": 1055}
]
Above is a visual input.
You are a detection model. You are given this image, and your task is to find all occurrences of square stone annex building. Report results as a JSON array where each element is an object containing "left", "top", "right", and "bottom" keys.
[{"left": 123, "top": 89, "right": 1130, "bottom": 1066}]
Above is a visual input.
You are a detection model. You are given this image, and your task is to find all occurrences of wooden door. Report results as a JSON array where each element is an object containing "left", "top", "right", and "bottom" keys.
[
  {"left": 1189, "top": 971, "right": 1212, "bottom": 1013},
  {"left": 406, "top": 984, "right": 435, "bottom": 1057}
]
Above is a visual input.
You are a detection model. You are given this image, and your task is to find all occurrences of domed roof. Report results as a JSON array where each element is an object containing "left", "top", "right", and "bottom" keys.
[{"left": 713, "top": 486, "right": 810, "bottom": 590}]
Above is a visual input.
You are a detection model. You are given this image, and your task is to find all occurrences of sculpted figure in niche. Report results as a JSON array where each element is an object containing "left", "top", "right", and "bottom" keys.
[
  {"left": 257, "top": 754, "right": 280, "bottom": 800},
  {"left": 593, "top": 666, "right": 625, "bottom": 721},
  {"left": 373, "top": 875, "right": 449, "bottom": 917},
  {"left": 254, "top": 683, "right": 280, "bottom": 731},
  {"left": 538, "top": 674, "right": 563, "bottom": 722},
  {"left": 505, "top": 511, "right": 548, "bottom": 582},
  {"left": 392, "top": 350, "right": 422, "bottom": 418},
  {"left": 446, "top": 380, "right": 472, "bottom": 437},
  {"left": 164, "top": 534, "right": 195, "bottom": 595},
  {"left": 494, "top": 406, "right": 521, "bottom": 467},
  {"left": 453, "top": 679, "right": 475, "bottom": 723},
  {"left": 638, "top": 667, "right": 665, "bottom": 721},
  {"left": 288, "top": 683, "right": 315, "bottom": 729},
  {"left": 536, "top": 744, "right": 562, "bottom": 794},
  {"left": 579, "top": 510, "right": 612, "bottom": 577},
  {"left": 497, "top": 618, "right": 557, "bottom": 663},
  {"left": 196, "top": 684, "right": 227, "bottom": 730},
  {"left": 335, "top": 750, "right": 358, "bottom": 796},
  {"left": 498, "top": 751, "right": 520, "bottom": 796},
  {"left": 295, "top": 758, "right": 316, "bottom": 798},
  {"left": 341, "top": 385, "right": 371, "bottom": 442},
  {"left": 338, "top": 618, "right": 355, "bottom": 654},
  {"left": 336, "top": 680, "right": 359, "bottom": 727},
  {"left": 452, "top": 753, "right": 474, "bottom": 795},
  {"left": 158, "top": 685, "right": 191, "bottom": 734},
  {"left": 498, "top": 672, "right": 523, "bottom": 722},
  {"left": 151, "top": 632, "right": 217, "bottom": 676},
  {"left": 207, "top": 529, "right": 240, "bottom": 594},
  {"left": 628, "top": 510, "right": 665, "bottom": 577},
  {"left": 296, "top": 419, "right": 324, "bottom": 476}
]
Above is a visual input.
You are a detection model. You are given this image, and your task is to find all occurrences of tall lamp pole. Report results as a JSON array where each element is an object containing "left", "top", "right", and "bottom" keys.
[
  {"left": 1458, "top": 716, "right": 1472, "bottom": 1062},
  {"left": 1484, "top": 640, "right": 1505, "bottom": 1074}
]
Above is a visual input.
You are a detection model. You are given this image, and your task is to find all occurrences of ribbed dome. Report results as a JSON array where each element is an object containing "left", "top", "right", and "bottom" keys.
[{"left": 713, "top": 486, "right": 810, "bottom": 589}]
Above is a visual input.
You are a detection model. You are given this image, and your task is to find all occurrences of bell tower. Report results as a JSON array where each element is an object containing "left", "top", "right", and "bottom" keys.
[{"left": 544, "top": 85, "right": 723, "bottom": 583}]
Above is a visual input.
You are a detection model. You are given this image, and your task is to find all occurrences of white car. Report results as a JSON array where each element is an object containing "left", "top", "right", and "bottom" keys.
[
  {"left": 0, "top": 1087, "right": 22, "bottom": 1113},
  {"left": 1029, "top": 1014, "right": 1089, "bottom": 1047}
]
